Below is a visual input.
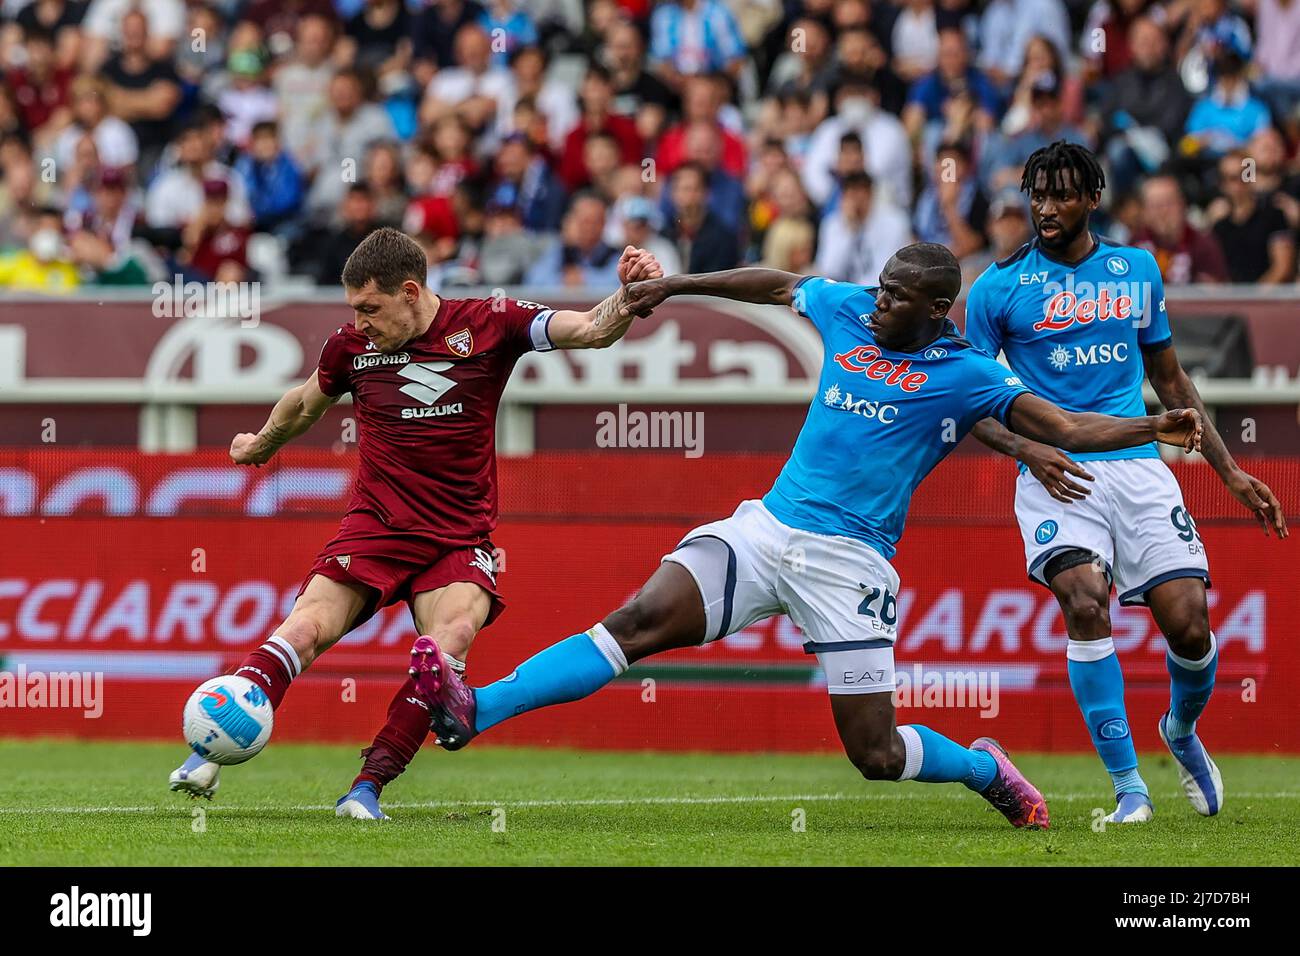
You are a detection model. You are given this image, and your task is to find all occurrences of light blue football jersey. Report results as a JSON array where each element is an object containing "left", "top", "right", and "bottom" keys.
[
  {"left": 963, "top": 235, "right": 1172, "bottom": 462},
  {"left": 762, "top": 276, "right": 1031, "bottom": 560}
]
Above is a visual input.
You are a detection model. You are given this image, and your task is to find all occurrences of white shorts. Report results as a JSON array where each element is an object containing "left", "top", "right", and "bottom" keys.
[
  {"left": 1015, "top": 457, "right": 1211, "bottom": 606},
  {"left": 662, "top": 499, "right": 901, "bottom": 694}
]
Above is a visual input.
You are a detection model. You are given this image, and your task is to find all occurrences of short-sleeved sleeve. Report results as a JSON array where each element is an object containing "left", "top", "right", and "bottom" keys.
[
  {"left": 964, "top": 351, "right": 1032, "bottom": 427},
  {"left": 961, "top": 268, "right": 1005, "bottom": 359},
  {"left": 498, "top": 297, "right": 556, "bottom": 356},
  {"left": 316, "top": 329, "right": 352, "bottom": 397},
  {"left": 791, "top": 275, "right": 866, "bottom": 338},
  {"left": 1135, "top": 250, "right": 1172, "bottom": 351}
]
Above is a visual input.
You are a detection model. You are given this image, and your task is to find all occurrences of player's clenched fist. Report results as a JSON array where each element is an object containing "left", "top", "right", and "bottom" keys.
[
  {"left": 1154, "top": 408, "right": 1203, "bottom": 453},
  {"left": 617, "top": 245, "right": 663, "bottom": 285},
  {"left": 230, "top": 432, "right": 273, "bottom": 466}
]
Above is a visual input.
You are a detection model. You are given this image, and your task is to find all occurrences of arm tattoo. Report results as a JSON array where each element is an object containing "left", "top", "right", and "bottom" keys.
[
  {"left": 591, "top": 285, "right": 628, "bottom": 329},
  {"left": 261, "top": 421, "right": 295, "bottom": 449}
]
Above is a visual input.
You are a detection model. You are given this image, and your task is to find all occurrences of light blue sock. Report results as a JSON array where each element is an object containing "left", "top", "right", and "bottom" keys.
[
  {"left": 475, "top": 625, "right": 628, "bottom": 733},
  {"left": 897, "top": 725, "right": 997, "bottom": 791},
  {"left": 1067, "top": 638, "right": 1148, "bottom": 798},
  {"left": 1165, "top": 632, "right": 1217, "bottom": 740}
]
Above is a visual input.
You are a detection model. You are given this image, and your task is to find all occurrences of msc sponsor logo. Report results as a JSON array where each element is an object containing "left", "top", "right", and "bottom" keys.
[
  {"left": 832, "top": 345, "right": 929, "bottom": 391},
  {"left": 823, "top": 384, "right": 899, "bottom": 423},
  {"left": 353, "top": 351, "right": 411, "bottom": 370},
  {"left": 1047, "top": 342, "right": 1130, "bottom": 371},
  {"left": 1097, "top": 717, "right": 1130, "bottom": 740},
  {"left": 1035, "top": 519, "right": 1059, "bottom": 545}
]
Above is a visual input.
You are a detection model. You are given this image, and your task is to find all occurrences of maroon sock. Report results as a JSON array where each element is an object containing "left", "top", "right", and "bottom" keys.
[
  {"left": 353, "top": 677, "right": 432, "bottom": 791},
  {"left": 233, "top": 636, "right": 300, "bottom": 711}
]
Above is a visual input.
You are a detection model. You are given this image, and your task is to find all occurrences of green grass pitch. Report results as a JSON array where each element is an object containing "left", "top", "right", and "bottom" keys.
[{"left": 1, "top": 739, "right": 1297, "bottom": 866}]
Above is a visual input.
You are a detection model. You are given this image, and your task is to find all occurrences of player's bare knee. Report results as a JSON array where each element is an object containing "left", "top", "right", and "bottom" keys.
[
  {"left": 1163, "top": 613, "right": 1211, "bottom": 660},
  {"left": 1061, "top": 593, "right": 1110, "bottom": 641},
  {"left": 848, "top": 739, "right": 904, "bottom": 781},
  {"left": 603, "top": 596, "right": 672, "bottom": 662}
]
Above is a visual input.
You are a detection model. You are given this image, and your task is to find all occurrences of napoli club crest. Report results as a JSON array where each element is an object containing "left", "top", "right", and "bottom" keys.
[{"left": 445, "top": 329, "right": 473, "bottom": 357}]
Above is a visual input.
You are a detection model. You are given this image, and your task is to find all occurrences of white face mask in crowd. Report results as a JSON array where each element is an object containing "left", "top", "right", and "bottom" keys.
[
  {"left": 29, "top": 228, "right": 64, "bottom": 263},
  {"left": 838, "top": 96, "right": 876, "bottom": 125}
]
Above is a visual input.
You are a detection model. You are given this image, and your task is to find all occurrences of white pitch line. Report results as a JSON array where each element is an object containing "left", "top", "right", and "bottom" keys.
[{"left": 1, "top": 791, "right": 1299, "bottom": 815}]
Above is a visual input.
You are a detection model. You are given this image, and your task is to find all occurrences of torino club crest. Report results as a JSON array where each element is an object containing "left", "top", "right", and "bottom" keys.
[{"left": 445, "top": 329, "right": 473, "bottom": 357}]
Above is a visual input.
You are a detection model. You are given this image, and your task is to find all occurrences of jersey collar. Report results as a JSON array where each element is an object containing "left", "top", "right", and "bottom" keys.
[{"left": 1032, "top": 232, "right": 1107, "bottom": 269}]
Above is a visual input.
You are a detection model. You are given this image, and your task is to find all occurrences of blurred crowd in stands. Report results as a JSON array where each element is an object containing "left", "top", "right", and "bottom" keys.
[{"left": 1, "top": 0, "right": 1300, "bottom": 294}]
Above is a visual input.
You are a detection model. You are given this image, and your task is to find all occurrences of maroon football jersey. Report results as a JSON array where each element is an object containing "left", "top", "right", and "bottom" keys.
[{"left": 316, "top": 296, "right": 556, "bottom": 542}]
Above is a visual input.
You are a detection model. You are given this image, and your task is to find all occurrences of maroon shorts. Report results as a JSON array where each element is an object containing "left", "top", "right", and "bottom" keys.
[{"left": 300, "top": 511, "right": 505, "bottom": 628}]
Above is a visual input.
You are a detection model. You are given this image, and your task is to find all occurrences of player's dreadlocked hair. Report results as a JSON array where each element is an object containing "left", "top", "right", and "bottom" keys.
[
  {"left": 341, "top": 226, "right": 428, "bottom": 293},
  {"left": 1020, "top": 140, "right": 1106, "bottom": 197}
]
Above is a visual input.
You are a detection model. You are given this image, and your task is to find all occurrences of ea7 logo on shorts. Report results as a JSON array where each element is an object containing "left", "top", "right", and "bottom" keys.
[
  {"left": 1097, "top": 718, "right": 1130, "bottom": 740},
  {"left": 1035, "top": 520, "right": 1058, "bottom": 544},
  {"left": 445, "top": 329, "right": 473, "bottom": 356},
  {"left": 842, "top": 668, "right": 887, "bottom": 686}
]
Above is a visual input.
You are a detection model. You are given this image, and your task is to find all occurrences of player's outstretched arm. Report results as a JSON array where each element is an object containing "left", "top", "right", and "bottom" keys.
[
  {"left": 622, "top": 267, "right": 805, "bottom": 314},
  {"left": 230, "top": 370, "right": 339, "bottom": 466},
  {"left": 970, "top": 417, "right": 1096, "bottom": 502},
  {"left": 546, "top": 246, "right": 664, "bottom": 350},
  {"left": 1144, "top": 345, "right": 1288, "bottom": 538},
  {"left": 1005, "top": 393, "right": 1203, "bottom": 456}
]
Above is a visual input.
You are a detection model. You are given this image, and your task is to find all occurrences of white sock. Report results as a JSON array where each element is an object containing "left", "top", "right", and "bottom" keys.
[
  {"left": 896, "top": 725, "right": 923, "bottom": 781},
  {"left": 588, "top": 622, "right": 629, "bottom": 676}
]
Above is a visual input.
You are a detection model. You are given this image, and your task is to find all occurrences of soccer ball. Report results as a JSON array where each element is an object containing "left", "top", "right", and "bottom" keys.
[{"left": 183, "top": 675, "right": 274, "bottom": 765}]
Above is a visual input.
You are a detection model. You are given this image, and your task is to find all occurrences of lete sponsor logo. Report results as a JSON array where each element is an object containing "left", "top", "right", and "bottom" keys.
[
  {"left": 832, "top": 346, "right": 929, "bottom": 391},
  {"left": 1034, "top": 289, "right": 1134, "bottom": 332}
]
